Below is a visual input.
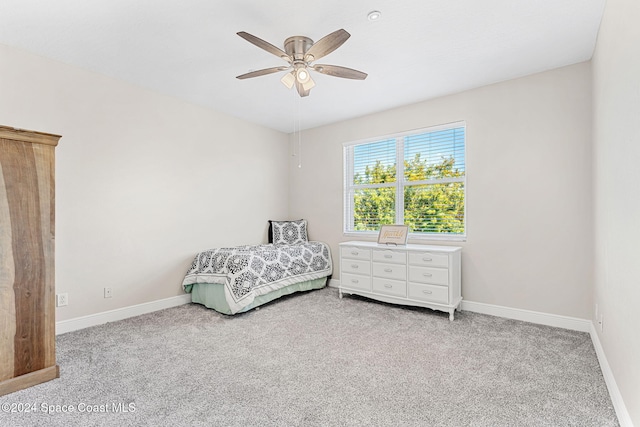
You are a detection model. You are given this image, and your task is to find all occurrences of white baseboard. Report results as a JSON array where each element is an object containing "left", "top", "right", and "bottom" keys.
[
  {"left": 590, "top": 322, "right": 634, "bottom": 427},
  {"left": 334, "top": 279, "right": 589, "bottom": 332},
  {"left": 57, "top": 279, "right": 339, "bottom": 335},
  {"left": 460, "top": 300, "right": 591, "bottom": 332},
  {"left": 55, "top": 294, "right": 192, "bottom": 335},
  {"left": 56, "top": 278, "right": 338, "bottom": 334},
  {"left": 328, "top": 278, "right": 340, "bottom": 288}
]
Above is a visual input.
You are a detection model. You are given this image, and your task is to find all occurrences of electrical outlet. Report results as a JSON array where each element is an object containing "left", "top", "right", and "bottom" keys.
[
  {"left": 598, "top": 314, "right": 604, "bottom": 332},
  {"left": 56, "top": 293, "right": 68, "bottom": 307},
  {"left": 104, "top": 287, "right": 112, "bottom": 298}
]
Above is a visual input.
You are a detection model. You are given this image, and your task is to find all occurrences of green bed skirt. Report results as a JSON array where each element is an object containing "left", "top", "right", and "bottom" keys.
[{"left": 187, "top": 277, "right": 328, "bottom": 315}]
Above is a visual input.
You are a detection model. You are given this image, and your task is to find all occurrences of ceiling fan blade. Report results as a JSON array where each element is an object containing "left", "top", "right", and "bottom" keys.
[
  {"left": 236, "top": 66, "right": 290, "bottom": 79},
  {"left": 304, "top": 29, "right": 350, "bottom": 62},
  {"left": 312, "top": 64, "right": 368, "bottom": 80},
  {"left": 237, "top": 31, "right": 291, "bottom": 62}
]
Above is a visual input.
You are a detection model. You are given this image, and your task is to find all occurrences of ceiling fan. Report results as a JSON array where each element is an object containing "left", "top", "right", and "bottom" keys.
[{"left": 236, "top": 29, "right": 368, "bottom": 97}]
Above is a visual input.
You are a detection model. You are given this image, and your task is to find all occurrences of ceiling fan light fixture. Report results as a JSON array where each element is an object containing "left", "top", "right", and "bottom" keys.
[
  {"left": 296, "top": 67, "right": 310, "bottom": 83},
  {"left": 281, "top": 71, "right": 295, "bottom": 89},
  {"left": 367, "top": 10, "right": 381, "bottom": 21},
  {"left": 302, "top": 76, "right": 315, "bottom": 92}
]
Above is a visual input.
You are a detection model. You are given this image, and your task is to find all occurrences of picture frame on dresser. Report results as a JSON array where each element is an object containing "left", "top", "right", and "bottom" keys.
[
  {"left": 338, "top": 241, "right": 462, "bottom": 320},
  {"left": 377, "top": 225, "right": 409, "bottom": 245}
]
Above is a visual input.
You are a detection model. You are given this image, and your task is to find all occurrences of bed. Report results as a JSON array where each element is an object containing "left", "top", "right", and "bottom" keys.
[{"left": 182, "top": 220, "right": 332, "bottom": 314}]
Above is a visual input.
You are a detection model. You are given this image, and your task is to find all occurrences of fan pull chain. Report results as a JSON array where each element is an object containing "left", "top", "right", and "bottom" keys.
[
  {"left": 289, "top": 85, "right": 302, "bottom": 168},
  {"left": 297, "top": 92, "right": 302, "bottom": 168},
  {"left": 291, "top": 88, "right": 298, "bottom": 159}
]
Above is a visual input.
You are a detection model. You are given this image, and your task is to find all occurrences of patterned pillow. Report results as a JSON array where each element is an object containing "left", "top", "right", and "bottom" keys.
[{"left": 269, "top": 219, "right": 308, "bottom": 245}]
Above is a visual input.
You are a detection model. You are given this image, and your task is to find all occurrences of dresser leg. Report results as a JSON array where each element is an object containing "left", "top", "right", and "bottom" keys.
[
  {"left": 339, "top": 289, "right": 343, "bottom": 299},
  {"left": 449, "top": 310, "right": 454, "bottom": 321}
]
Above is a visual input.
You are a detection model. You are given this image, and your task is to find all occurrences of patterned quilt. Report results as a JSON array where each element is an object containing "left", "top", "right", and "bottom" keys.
[{"left": 182, "top": 242, "right": 332, "bottom": 314}]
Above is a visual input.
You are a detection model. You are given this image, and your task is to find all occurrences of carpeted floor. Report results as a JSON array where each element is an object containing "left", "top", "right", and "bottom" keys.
[{"left": 0, "top": 287, "right": 618, "bottom": 426}]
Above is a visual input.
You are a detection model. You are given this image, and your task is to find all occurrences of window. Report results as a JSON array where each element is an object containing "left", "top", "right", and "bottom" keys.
[{"left": 344, "top": 122, "right": 466, "bottom": 240}]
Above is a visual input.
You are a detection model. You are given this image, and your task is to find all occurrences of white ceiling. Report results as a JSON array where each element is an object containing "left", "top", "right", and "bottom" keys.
[{"left": 0, "top": 0, "right": 605, "bottom": 133}]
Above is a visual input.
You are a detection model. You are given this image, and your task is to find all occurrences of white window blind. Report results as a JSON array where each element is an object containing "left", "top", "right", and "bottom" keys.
[{"left": 344, "top": 122, "right": 466, "bottom": 239}]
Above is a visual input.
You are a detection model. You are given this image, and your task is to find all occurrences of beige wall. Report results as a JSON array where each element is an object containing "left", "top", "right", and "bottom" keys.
[
  {"left": 0, "top": 44, "right": 289, "bottom": 321},
  {"left": 593, "top": 0, "right": 640, "bottom": 423},
  {"left": 289, "top": 62, "right": 593, "bottom": 319}
]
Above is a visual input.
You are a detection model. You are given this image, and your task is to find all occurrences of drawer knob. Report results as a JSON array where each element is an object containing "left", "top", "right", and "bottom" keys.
[
  {"left": 423, "top": 290, "right": 433, "bottom": 294},
  {"left": 423, "top": 273, "right": 433, "bottom": 277},
  {"left": 351, "top": 279, "right": 359, "bottom": 284},
  {"left": 384, "top": 268, "right": 393, "bottom": 273},
  {"left": 351, "top": 251, "right": 359, "bottom": 255},
  {"left": 384, "top": 284, "right": 393, "bottom": 288},
  {"left": 384, "top": 254, "right": 393, "bottom": 258},
  {"left": 423, "top": 257, "right": 432, "bottom": 261},
  {"left": 351, "top": 264, "right": 359, "bottom": 269}
]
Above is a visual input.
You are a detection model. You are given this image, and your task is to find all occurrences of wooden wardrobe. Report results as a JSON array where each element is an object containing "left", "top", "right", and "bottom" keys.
[{"left": 0, "top": 125, "right": 60, "bottom": 396}]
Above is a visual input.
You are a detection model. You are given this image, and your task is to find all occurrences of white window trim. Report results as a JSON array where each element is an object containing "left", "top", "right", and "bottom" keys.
[{"left": 343, "top": 121, "right": 467, "bottom": 242}]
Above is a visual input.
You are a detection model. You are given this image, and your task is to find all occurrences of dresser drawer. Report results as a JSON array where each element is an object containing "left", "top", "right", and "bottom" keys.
[
  {"left": 408, "top": 251, "right": 449, "bottom": 268},
  {"left": 372, "top": 249, "right": 406, "bottom": 265},
  {"left": 408, "top": 266, "right": 448, "bottom": 286},
  {"left": 342, "top": 259, "right": 370, "bottom": 275},
  {"left": 372, "top": 277, "right": 407, "bottom": 297},
  {"left": 341, "top": 273, "right": 371, "bottom": 291},
  {"left": 408, "top": 282, "right": 449, "bottom": 304},
  {"left": 372, "top": 262, "right": 407, "bottom": 280},
  {"left": 341, "top": 246, "right": 371, "bottom": 261}
]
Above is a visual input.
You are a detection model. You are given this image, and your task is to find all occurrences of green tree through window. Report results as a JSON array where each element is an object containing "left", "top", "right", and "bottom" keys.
[{"left": 345, "top": 124, "right": 465, "bottom": 238}]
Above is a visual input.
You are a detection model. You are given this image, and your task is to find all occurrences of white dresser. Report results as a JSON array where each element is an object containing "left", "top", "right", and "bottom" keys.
[{"left": 339, "top": 241, "right": 462, "bottom": 320}]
